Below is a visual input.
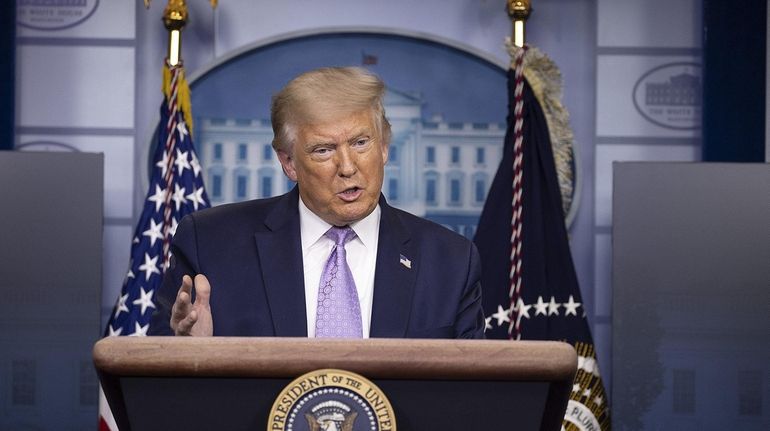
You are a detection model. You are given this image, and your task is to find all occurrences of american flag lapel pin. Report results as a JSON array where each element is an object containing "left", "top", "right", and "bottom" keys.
[{"left": 399, "top": 254, "right": 412, "bottom": 269}]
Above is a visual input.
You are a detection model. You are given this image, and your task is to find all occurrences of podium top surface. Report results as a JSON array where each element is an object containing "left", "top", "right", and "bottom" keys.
[{"left": 94, "top": 337, "right": 576, "bottom": 381}]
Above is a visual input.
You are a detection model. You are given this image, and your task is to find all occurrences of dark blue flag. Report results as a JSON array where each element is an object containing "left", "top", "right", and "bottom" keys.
[{"left": 474, "top": 45, "right": 610, "bottom": 430}]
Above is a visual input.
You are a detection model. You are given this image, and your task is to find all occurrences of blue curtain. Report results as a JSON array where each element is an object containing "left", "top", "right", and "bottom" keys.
[
  {"left": 0, "top": 2, "right": 14, "bottom": 150},
  {"left": 703, "top": 0, "right": 767, "bottom": 162}
]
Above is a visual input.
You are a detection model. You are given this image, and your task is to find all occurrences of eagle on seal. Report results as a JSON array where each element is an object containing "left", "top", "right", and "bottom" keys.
[{"left": 305, "top": 411, "right": 358, "bottom": 431}]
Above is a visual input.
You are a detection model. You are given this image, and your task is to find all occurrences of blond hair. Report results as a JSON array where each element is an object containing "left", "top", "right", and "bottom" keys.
[{"left": 271, "top": 67, "right": 392, "bottom": 152}]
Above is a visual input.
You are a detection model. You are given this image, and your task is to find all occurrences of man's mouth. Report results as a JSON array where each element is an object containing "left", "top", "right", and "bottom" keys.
[{"left": 337, "top": 187, "right": 363, "bottom": 202}]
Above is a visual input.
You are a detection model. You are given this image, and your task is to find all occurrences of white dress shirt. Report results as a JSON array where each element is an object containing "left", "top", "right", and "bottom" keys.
[{"left": 298, "top": 197, "right": 380, "bottom": 338}]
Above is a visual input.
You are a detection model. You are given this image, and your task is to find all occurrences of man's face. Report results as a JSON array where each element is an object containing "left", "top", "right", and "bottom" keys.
[{"left": 277, "top": 110, "right": 389, "bottom": 226}]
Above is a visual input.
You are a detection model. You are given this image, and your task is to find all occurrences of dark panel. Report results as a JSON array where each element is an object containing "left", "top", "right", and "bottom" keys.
[
  {"left": 612, "top": 162, "right": 770, "bottom": 430},
  {"left": 120, "top": 377, "right": 550, "bottom": 431},
  {"left": 702, "top": 0, "right": 767, "bottom": 161},
  {"left": 0, "top": 2, "right": 14, "bottom": 150},
  {"left": 0, "top": 152, "right": 103, "bottom": 429}
]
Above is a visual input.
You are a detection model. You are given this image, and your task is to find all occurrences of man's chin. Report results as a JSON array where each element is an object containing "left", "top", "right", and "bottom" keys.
[{"left": 330, "top": 202, "right": 376, "bottom": 225}]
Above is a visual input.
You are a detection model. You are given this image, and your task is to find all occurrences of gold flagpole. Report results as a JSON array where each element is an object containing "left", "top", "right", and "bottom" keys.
[
  {"left": 507, "top": 0, "right": 532, "bottom": 48},
  {"left": 143, "top": 0, "right": 218, "bottom": 66},
  {"left": 163, "top": 0, "right": 188, "bottom": 66}
]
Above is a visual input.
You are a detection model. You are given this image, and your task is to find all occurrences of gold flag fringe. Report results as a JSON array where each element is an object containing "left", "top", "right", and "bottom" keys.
[
  {"left": 506, "top": 40, "right": 575, "bottom": 218},
  {"left": 162, "top": 63, "right": 195, "bottom": 138}
]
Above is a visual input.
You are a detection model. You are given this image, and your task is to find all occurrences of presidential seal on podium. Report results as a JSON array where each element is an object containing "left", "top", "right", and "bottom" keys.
[{"left": 268, "top": 369, "right": 396, "bottom": 431}]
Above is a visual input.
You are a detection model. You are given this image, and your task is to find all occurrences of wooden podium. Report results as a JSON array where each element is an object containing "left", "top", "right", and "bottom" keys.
[{"left": 94, "top": 337, "right": 576, "bottom": 430}]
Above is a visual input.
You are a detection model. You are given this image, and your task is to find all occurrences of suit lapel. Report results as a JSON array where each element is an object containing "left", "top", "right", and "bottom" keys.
[
  {"left": 370, "top": 198, "right": 417, "bottom": 338},
  {"left": 254, "top": 189, "right": 308, "bottom": 337}
]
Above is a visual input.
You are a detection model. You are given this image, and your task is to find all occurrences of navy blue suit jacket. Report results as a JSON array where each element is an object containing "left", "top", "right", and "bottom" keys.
[{"left": 149, "top": 188, "right": 485, "bottom": 338}]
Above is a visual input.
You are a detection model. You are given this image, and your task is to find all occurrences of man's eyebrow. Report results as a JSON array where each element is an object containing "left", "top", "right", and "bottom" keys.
[{"left": 349, "top": 130, "right": 372, "bottom": 141}]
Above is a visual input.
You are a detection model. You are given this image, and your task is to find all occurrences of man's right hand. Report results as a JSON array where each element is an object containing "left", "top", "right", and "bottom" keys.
[{"left": 170, "top": 274, "right": 213, "bottom": 336}]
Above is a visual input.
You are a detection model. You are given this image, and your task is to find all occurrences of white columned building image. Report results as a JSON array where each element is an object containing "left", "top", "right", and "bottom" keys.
[{"left": 196, "top": 87, "right": 505, "bottom": 238}]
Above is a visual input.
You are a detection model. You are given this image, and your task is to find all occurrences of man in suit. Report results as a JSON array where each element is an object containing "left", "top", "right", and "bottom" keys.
[{"left": 149, "top": 67, "right": 485, "bottom": 339}]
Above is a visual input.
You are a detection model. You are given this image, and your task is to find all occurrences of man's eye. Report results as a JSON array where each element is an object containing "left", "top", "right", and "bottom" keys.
[
  {"left": 314, "top": 148, "right": 330, "bottom": 155},
  {"left": 353, "top": 138, "right": 369, "bottom": 147}
]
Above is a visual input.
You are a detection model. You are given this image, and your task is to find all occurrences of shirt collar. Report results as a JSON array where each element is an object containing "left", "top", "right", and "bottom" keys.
[{"left": 298, "top": 196, "right": 381, "bottom": 252}]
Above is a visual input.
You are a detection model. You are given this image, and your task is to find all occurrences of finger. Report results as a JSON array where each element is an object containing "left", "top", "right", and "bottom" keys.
[
  {"left": 193, "top": 274, "right": 212, "bottom": 307},
  {"left": 171, "top": 275, "right": 194, "bottom": 324},
  {"left": 178, "top": 274, "right": 193, "bottom": 297},
  {"left": 171, "top": 290, "right": 191, "bottom": 323},
  {"left": 172, "top": 276, "right": 193, "bottom": 315},
  {"left": 175, "top": 309, "right": 198, "bottom": 336}
]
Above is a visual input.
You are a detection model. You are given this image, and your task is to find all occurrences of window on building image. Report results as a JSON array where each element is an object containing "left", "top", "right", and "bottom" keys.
[
  {"left": 235, "top": 173, "right": 249, "bottom": 201},
  {"left": 206, "top": 166, "right": 225, "bottom": 201},
  {"left": 210, "top": 173, "right": 223, "bottom": 199},
  {"left": 472, "top": 172, "right": 488, "bottom": 204},
  {"left": 476, "top": 147, "right": 485, "bottom": 164},
  {"left": 262, "top": 176, "right": 273, "bottom": 198},
  {"left": 446, "top": 171, "right": 464, "bottom": 206},
  {"left": 12, "top": 359, "right": 36, "bottom": 406},
  {"left": 237, "top": 143, "right": 248, "bottom": 162},
  {"left": 79, "top": 360, "right": 97, "bottom": 407},
  {"left": 213, "top": 142, "right": 223, "bottom": 161},
  {"left": 451, "top": 146, "right": 460, "bottom": 164},
  {"left": 474, "top": 177, "right": 486, "bottom": 204},
  {"left": 238, "top": 143, "right": 248, "bottom": 162},
  {"left": 672, "top": 369, "right": 696, "bottom": 414},
  {"left": 426, "top": 146, "right": 435, "bottom": 164},
  {"left": 738, "top": 370, "right": 762, "bottom": 416},
  {"left": 425, "top": 172, "right": 438, "bottom": 206},
  {"left": 263, "top": 144, "right": 273, "bottom": 161},
  {"left": 388, "top": 178, "right": 398, "bottom": 201},
  {"left": 426, "top": 179, "right": 436, "bottom": 204},
  {"left": 449, "top": 178, "right": 462, "bottom": 205}
]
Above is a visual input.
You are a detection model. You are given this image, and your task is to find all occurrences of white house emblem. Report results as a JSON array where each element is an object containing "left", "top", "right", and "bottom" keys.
[
  {"left": 17, "top": 0, "right": 100, "bottom": 31},
  {"left": 632, "top": 62, "right": 702, "bottom": 130}
]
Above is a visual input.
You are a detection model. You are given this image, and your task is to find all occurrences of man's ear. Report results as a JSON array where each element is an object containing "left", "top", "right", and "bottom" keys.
[
  {"left": 380, "top": 140, "right": 390, "bottom": 164},
  {"left": 277, "top": 149, "right": 298, "bottom": 182}
]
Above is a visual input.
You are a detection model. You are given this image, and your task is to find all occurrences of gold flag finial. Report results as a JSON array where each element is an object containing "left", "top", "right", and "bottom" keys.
[
  {"left": 163, "top": 0, "right": 188, "bottom": 31},
  {"left": 143, "top": 1, "right": 218, "bottom": 66},
  {"left": 507, "top": 0, "right": 532, "bottom": 47},
  {"left": 162, "top": 0, "right": 187, "bottom": 66}
]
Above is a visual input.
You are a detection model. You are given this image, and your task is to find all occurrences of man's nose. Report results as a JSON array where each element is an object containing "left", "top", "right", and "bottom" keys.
[{"left": 336, "top": 147, "right": 357, "bottom": 177}]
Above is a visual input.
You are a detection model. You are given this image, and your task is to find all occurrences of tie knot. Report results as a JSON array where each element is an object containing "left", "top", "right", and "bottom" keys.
[{"left": 325, "top": 226, "right": 356, "bottom": 246}]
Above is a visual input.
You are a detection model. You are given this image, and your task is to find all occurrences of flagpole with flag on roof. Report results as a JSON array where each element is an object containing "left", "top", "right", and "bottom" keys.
[
  {"left": 474, "top": 1, "right": 611, "bottom": 429},
  {"left": 98, "top": 1, "right": 214, "bottom": 429}
]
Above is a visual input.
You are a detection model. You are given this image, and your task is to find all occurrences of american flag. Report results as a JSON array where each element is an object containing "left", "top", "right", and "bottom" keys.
[{"left": 98, "top": 61, "right": 209, "bottom": 431}]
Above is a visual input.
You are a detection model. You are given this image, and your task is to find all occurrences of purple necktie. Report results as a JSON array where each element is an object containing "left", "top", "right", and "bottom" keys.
[{"left": 315, "top": 226, "right": 363, "bottom": 338}]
